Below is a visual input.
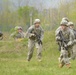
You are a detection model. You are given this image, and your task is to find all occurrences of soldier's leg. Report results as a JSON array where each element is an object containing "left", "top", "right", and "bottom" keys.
[
  {"left": 62, "top": 50, "right": 71, "bottom": 68},
  {"left": 68, "top": 47, "right": 73, "bottom": 60},
  {"left": 36, "top": 43, "right": 42, "bottom": 60},
  {"left": 59, "top": 48, "right": 65, "bottom": 68},
  {"left": 59, "top": 47, "right": 70, "bottom": 68},
  {"left": 27, "top": 39, "right": 35, "bottom": 61},
  {"left": 58, "top": 47, "right": 64, "bottom": 63},
  {"left": 72, "top": 45, "right": 76, "bottom": 60}
]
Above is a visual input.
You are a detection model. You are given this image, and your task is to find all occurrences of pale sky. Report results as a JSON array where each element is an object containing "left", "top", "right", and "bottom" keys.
[{"left": 10, "top": 0, "right": 70, "bottom": 9}]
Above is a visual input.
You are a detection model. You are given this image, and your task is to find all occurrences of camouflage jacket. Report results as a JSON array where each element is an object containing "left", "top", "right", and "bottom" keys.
[
  {"left": 55, "top": 27, "right": 75, "bottom": 46},
  {"left": 10, "top": 31, "right": 25, "bottom": 39},
  {"left": 25, "top": 25, "right": 44, "bottom": 41}
]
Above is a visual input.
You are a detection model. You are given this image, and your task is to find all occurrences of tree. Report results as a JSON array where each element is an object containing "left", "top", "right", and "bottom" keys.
[{"left": 18, "top": 6, "right": 39, "bottom": 26}]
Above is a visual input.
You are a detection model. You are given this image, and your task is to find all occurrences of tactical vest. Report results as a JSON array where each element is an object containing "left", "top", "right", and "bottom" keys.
[{"left": 30, "top": 26, "right": 41, "bottom": 37}]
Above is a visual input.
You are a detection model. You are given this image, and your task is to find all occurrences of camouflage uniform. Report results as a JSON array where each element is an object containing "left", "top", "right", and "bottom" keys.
[
  {"left": 55, "top": 20, "right": 74, "bottom": 67},
  {"left": 25, "top": 24, "right": 44, "bottom": 61},
  {"left": 10, "top": 26, "right": 25, "bottom": 41},
  {"left": 72, "top": 29, "right": 76, "bottom": 60},
  {"left": 67, "top": 22, "right": 76, "bottom": 60}
]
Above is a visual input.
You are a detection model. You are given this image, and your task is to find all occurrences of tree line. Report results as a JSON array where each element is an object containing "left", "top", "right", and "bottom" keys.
[{"left": 0, "top": 0, "right": 76, "bottom": 31}]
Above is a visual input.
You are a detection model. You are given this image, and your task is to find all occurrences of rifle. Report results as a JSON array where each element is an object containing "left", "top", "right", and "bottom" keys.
[
  {"left": 59, "top": 31, "right": 69, "bottom": 50},
  {"left": 34, "top": 32, "right": 42, "bottom": 45}
]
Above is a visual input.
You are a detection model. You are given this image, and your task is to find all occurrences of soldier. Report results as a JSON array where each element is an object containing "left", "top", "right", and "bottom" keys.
[
  {"left": 67, "top": 22, "right": 76, "bottom": 60},
  {"left": 25, "top": 19, "right": 44, "bottom": 62},
  {"left": 55, "top": 20, "right": 74, "bottom": 68},
  {"left": 56, "top": 17, "right": 69, "bottom": 42},
  {"left": 10, "top": 26, "right": 25, "bottom": 41}
]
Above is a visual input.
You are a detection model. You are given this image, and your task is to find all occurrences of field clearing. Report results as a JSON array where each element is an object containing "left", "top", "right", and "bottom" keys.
[{"left": 0, "top": 31, "right": 76, "bottom": 75}]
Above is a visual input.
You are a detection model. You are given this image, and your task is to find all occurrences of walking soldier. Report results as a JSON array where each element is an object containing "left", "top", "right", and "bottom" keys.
[
  {"left": 55, "top": 20, "right": 74, "bottom": 68},
  {"left": 25, "top": 19, "right": 44, "bottom": 61}
]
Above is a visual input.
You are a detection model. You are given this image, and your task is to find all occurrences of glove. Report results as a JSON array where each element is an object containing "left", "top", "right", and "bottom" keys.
[
  {"left": 64, "top": 44, "right": 68, "bottom": 48},
  {"left": 16, "top": 38, "right": 24, "bottom": 42},
  {"left": 29, "top": 34, "right": 36, "bottom": 40},
  {"left": 63, "top": 44, "right": 68, "bottom": 50},
  {"left": 56, "top": 36, "right": 61, "bottom": 41},
  {"left": 38, "top": 40, "right": 42, "bottom": 45},
  {"left": 67, "top": 41, "right": 74, "bottom": 47}
]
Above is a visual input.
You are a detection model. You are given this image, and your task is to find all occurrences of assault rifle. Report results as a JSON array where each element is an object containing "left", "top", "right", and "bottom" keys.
[
  {"left": 58, "top": 31, "right": 69, "bottom": 50},
  {"left": 34, "top": 32, "right": 42, "bottom": 45}
]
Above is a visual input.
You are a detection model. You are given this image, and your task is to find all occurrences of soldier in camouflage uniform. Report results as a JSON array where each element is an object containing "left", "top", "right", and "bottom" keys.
[
  {"left": 55, "top": 20, "right": 74, "bottom": 68},
  {"left": 10, "top": 26, "right": 25, "bottom": 41},
  {"left": 56, "top": 17, "right": 69, "bottom": 40},
  {"left": 67, "top": 22, "right": 76, "bottom": 60},
  {"left": 25, "top": 19, "right": 44, "bottom": 61}
]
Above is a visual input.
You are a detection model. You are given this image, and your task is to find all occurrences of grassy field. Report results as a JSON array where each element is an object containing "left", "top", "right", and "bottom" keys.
[{"left": 0, "top": 31, "right": 76, "bottom": 75}]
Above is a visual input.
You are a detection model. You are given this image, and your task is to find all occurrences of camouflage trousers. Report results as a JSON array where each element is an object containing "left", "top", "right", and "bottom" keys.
[
  {"left": 27, "top": 39, "right": 42, "bottom": 61},
  {"left": 59, "top": 47, "right": 72, "bottom": 65},
  {"left": 72, "top": 44, "right": 76, "bottom": 60}
]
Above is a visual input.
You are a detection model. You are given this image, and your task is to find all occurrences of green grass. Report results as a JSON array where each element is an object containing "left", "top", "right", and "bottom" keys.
[{"left": 0, "top": 31, "right": 76, "bottom": 75}]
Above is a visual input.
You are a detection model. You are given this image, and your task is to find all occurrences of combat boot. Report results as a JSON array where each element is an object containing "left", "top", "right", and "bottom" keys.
[
  {"left": 59, "top": 63, "right": 64, "bottom": 68},
  {"left": 66, "top": 63, "right": 71, "bottom": 68}
]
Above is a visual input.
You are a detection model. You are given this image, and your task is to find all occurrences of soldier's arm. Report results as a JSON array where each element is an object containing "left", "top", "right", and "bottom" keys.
[
  {"left": 67, "top": 29, "right": 75, "bottom": 46},
  {"left": 25, "top": 26, "right": 34, "bottom": 38},
  {"left": 22, "top": 32, "right": 26, "bottom": 38},
  {"left": 55, "top": 27, "right": 61, "bottom": 41},
  {"left": 40, "top": 27, "right": 44, "bottom": 41},
  {"left": 55, "top": 26, "right": 61, "bottom": 36}
]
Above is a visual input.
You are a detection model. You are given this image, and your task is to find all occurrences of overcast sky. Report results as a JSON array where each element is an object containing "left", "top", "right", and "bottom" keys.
[
  {"left": 10, "top": 0, "right": 70, "bottom": 9},
  {"left": 0, "top": 0, "right": 71, "bottom": 11}
]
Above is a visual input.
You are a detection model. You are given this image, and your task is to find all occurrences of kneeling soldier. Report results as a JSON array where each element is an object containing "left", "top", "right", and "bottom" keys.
[{"left": 10, "top": 26, "right": 25, "bottom": 42}]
